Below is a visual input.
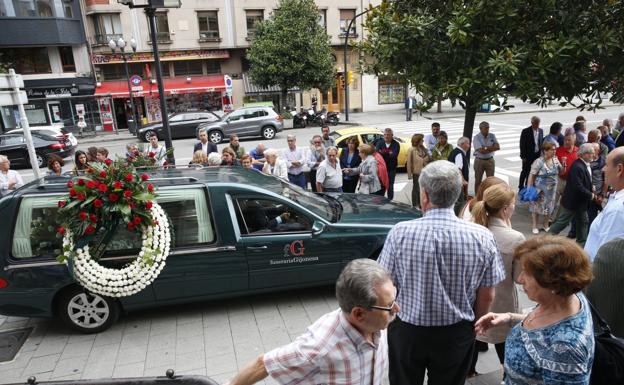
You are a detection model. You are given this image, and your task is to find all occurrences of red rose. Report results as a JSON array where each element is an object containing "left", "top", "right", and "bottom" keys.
[
  {"left": 141, "top": 174, "right": 149, "bottom": 181},
  {"left": 76, "top": 193, "right": 86, "bottom": 201},
  {"left": 98, "top": 183, "right": 108, "bottom": 193},
  {"left": 93, "top": 198, "right": 103, "bottom": 208},
  {"left": 90, "top": 214, "right": 97, "bottom": 223},
  {"left": 69, "top": 189, "right": 77, "bottom": 197},
  {"left": 86, "top": 168, "right": 93, "bottom": 174},
  {"left": 104, "top": 159, "right": 112, "bottom": 166},
  {"left": 77, "top": 179, "right": 85, "bottom": 186},
  {"left": 112, "top": 181, "right": 123, "bottom": 189},
  {"left": 99, "top": 171, "right": 107, "bottom": 178},
  {"left": 148, "top": 152, "right": 155, "bottom": 158},
  {"left": 133, "top": 216, "right": 141, "bottom": 225},
  {"left": 128, "top": 201, "right": 135, "bottom": 209},
  {"left": 127, "top": 222, "right": 135, "bottom": 230},
  {"left": 153, "top": 220, "right": 159, "bottom": 225},
  {"left": 108, "top": 193, "right": 119, "bottom": 202},
  {"left": 147, "top": 183, "right": 154, "bottom": 192},
  {"left": 145, "top": 201, "right": 153, "bottom": 209},
  {"left": 57, "top": 226, "right": 65, "bottom": 235},
  {"left": 124, "top": 174, "right": 133, "bottom": 182},
  {"left": 85, "top": 225, "right": 96, "bottom": 234},
  {"left": 86, "top": 181, "right": 97, "bottom": 189},
  {"left": 123, "top": 190, "right": 132, "bottom": 198},
  {"left": 58, "top": 200, "right": 66, "bottom": 208},
  {"left": 78, "top": 211, "right": 88, "bottom": 220},
  {"left": 67, "top": 181, "right": 74, "bottom": 188}
]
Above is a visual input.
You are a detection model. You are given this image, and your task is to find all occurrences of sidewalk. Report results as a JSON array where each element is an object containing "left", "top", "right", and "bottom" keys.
[{"left": 74, "top": 130, "right": 137, "bottom": 145}]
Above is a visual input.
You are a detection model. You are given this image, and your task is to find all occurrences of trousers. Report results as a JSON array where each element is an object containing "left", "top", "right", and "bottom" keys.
[
  {"left": 548, "top": 206, "right": 589, "bottom": 244},
  {"left": 474, "top": 157, "right": 495, "bottom": 193}
]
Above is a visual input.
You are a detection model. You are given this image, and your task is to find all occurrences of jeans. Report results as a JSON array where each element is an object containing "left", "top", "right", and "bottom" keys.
[
  {"left": 387, "top": 169, "right": 397, "bottom": 200},
  {"left": 549, "top": 206, "right": 589, "bottom": 244},
  {"left": 343, "top": 177, "right": 358, "bottom": 193},
  {"left": 287, "top": 173, "right": 306, "bottom": 189},
  {"left": 323, "top": 187, "right": 342, "bottom": 193},
  {"left": 406, "top": 108, "right": 413, "bottom": 121}
]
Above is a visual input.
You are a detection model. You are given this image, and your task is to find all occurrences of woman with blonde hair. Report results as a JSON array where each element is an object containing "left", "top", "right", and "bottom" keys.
[
  {"left": 189, "top": 150, "right": 208, "bottom": 167},
  {"left": 471, "top": 184, "right": 525, "bottom": 374},
  {"left": 460, "top": 176, "right": 506, "bottom": 221},
  {"left": 406, "top": 133, "right": 430, "bottom": 208}
]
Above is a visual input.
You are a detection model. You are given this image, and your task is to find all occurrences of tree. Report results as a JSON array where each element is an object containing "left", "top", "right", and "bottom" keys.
[
  {"left": 247, "top": 0, "right": 334, "bottom": 111},
  {"left": 360, "top": 0, "right": 624, "bottom": 140}
]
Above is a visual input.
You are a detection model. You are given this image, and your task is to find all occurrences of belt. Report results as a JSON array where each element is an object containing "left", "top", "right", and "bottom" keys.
[
  {"left": 288, "top": 173, "right": 302, "bottom": 176},
  {"left": 475, "top": 157, "right": 493, "bottom": 160}
]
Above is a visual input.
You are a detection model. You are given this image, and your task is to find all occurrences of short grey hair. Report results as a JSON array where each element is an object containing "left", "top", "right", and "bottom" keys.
[
  {"left": 207, "top": 152, "right": 222, "bottom": 166},
  {"left": 384, "top": 127, "right": 393, "bottom": 134},
  {"left": 531, "top": 116, "right": 540, "bottom": 123},
  {"left": 479, "top": 121, "right": 490, "bottom": 130},
  {"left": 336, "top": 259, "right": 391, "bottom": 314},
  {"left": 286, "top": 134, "right": 296, "bottom": 141},
  {"left": 457, "top": 137, "right": 470, "bottom": 147},
  {"left": 577, "top": 143, "right": 595, "bottom": 157},
  {"left": 418, "top": 160, "right": 462, "bottom": 208},
  {"left": 199, "top": 128, "right": 208, "bottom": 135},
  {"left": 264, "top": 148, "right": 278, "bottom": 157},
  {"left": 326, "top": 146, "right": 338, "bottom": 155}
]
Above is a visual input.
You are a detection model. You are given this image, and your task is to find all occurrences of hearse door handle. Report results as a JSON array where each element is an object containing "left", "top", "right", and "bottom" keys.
[{"left": 247, "top": 245, "right": 268, "bottom": 251}]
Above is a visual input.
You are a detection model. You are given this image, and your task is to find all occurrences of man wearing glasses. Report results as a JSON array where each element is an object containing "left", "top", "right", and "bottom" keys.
[
  {"left": 281, "top": 134, "right": 307, "bottom": 189},
  {"left": 227, "top": 259, "right": 398, "bottom": 385}
]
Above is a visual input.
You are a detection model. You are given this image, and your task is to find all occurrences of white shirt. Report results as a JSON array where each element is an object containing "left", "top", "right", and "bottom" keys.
[
  {"left": 282, "top": 147, "right": 306, "bottom": 175},
  {"left": 316, "top": 159, "right": 342, "bottom": 189},
  {"left": 148, "top": 144, "right": 167, "bottom": 166},
  {"left": 424, "top": 134, "right": 438, "bottom": 155},
  {"left": 533, "top": 128, "right": 540, "bottom": 153},
  {"left": 454, "top": 148, "right": 466, "bottom": 169},
  {"left": 585, "top": 189, "right": 624, "bottom": 261},
  {"left": 0, "top": 169, "right": 25, "bottom": 196}
]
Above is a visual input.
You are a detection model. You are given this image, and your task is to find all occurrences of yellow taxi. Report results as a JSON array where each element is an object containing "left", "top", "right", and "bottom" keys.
[{"left": 329, "top": 127, "right": 411, "bottom": 168}]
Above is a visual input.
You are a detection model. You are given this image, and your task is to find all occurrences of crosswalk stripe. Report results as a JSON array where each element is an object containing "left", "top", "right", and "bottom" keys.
[{"left": 494, "top": 168, "right": 521, "bottom": 178}]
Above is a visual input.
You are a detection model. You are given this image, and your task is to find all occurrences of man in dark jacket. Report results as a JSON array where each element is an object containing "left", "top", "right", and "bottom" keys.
[
  {"left": 548, "top": 143, "right": 596, "bottom": 244},
  {"left": 194, "top": 128, "right": 218, "bottom": 156},
  {"left": 519, "top": 116, "right": 544, "bottom": 190},
  {"left": 375, "top": 128, "right": 401, "bottom": 200}
]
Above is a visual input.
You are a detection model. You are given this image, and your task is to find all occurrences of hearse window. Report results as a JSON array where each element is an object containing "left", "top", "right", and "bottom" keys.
[
  {"left": 12, "top": 188, "right": 214, "bottom": 259},
  {"left": 236, "top": 198, "right": 311, "bottom": 235}
]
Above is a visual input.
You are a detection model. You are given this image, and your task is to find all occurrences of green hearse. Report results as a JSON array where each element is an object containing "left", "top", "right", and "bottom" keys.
[{"left": 0, "top": 167, "right": 420, "bottom": 333}]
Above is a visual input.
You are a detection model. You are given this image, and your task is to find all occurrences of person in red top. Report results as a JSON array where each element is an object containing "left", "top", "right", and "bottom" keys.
[{"left": 555, "top": 132, "right": 578, "bottom": 214}]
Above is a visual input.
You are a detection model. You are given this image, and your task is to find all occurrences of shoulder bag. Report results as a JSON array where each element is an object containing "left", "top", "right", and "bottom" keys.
[{"left": 589, "top": 300, "right": 624, "bottom": 385}]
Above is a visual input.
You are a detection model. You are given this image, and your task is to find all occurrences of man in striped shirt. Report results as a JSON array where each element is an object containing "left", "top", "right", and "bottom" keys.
[
  {"left": 227, "top": 259, "right": 398, "bottom": 385},
  {"left": 378, "top": 160, "right": 505, "bottom": 385}
]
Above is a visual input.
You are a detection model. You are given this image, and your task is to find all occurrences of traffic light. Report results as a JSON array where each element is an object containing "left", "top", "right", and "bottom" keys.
[
  {"left": 346, "top": 70, "right": 353, "bottom": 85},
  {"left": 338, "top": 75, "right": 345, "bottom": 89}
]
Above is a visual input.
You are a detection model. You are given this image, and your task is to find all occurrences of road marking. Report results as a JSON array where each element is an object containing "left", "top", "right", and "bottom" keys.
[
  {"left": 505, "top": 156, "right": 522, "bottom": 162},
  {"left": 493, "top": 173, "right": 510, "bottom": 184},
  {"left": 494, "top": 167, "right": 521, "bottom": 178}
]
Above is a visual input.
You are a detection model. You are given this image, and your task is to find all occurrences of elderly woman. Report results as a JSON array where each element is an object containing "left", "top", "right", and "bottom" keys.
[
  {"left": 315, "top": 147, "right": 342, "bottom": 193},
  {"left": 262, "top": 148, "right": 288, "bottom": 180},
  {"left": 527, "top": 141, "right": 566, "bottom": 234},
  {"left": 476, "top": 236, "right": 594, "bottom": 384},
  {"left": 0, "top": 155, "right": 24, "bottom": 197},
  {"left": 406, "top": 133, "right": 430, "bottom": 208},
  {"left": 207, "top": 152, "right": 222, "bottom": 166},
  {"left": 471, "top": 184, "right": 525, "bottom": 372},
  {"left": 189, "top": 150, "right": 208, "bottom": 167},
  {"left": 73, "top": 150, "right": 89, "bottom": 175},
  {"left": 339, "top": 136, "right": 361, "bottom": 193},
  {"left": 431, "top": 131, "right": 453, "bottom": 161},
  {"left": 344, "top": 144, "right": 383, "bottom": 195},
  {"left": 221, "top": 147, "right": 240, "bottom": 166},
  {"left": 47, "top": 154, "right": 64, "bottom": 176}
]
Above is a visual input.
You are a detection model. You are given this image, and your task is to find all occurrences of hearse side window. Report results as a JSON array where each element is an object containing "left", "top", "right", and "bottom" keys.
[
  {"left": 11, "top": 188, "right": 214, "bottom": 259},
  {"left": 235, "top": 198, "right": 311, "bottom": 235}
]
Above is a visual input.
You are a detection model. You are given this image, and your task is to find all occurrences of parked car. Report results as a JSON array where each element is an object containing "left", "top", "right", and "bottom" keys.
[
  {"left": 6, "top": 126, "right": 78, "bottom": 147},
  {"left": 196, "top": 106, "right": 284, "bottom": 144},
  {"left": 0, "top": 167, "right": 420, "bottom": 332},
  {"left": 0, "top": 132, "right": 74, "bottom": 168},
  {"left": 330, "top": 127, "right": 411, "bottom": 168},
  {"left": 137, "top": 111, "right": 221, "bottom": 142}
]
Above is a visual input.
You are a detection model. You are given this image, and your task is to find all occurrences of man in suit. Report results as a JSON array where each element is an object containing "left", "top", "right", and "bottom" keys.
[
  {"left": 519, "top": 116, "right": 544, "bottom": 190},
  {"left": 193, "top": 128, "right": 218, "bottom": 157},
  {"left": 548, "top": 143, "right": 596, "bottom": 244}
]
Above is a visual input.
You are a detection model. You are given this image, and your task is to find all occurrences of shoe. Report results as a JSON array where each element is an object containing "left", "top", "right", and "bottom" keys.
[
  {"left": 467, "top": 371, "right": 480, "bottom": 378},
  {"left": 532, "top": 228, "right": 539, "bottom": 234},
  {"left": 544, "top": 227, "right": 550, "bottom": 232}
]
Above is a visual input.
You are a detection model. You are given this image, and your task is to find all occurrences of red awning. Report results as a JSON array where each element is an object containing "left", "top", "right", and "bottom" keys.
[{"left": 95, "top": 75, "right": 225, "bottom": 98}]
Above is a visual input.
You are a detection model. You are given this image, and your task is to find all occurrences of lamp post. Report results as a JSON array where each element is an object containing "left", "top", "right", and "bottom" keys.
[{"left": 108, "top": 37, "right": 141, "bottom": 135}]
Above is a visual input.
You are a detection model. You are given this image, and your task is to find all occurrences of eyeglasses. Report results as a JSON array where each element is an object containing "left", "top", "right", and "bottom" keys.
[{"left": 369, "top": 300, "right": 397, "bottom": 313}]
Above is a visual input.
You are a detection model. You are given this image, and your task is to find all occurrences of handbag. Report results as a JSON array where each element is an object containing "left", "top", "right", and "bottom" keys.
[
  {"left": 519, "top": 185, "right": 540, "bottom": 202},
  {"left": 588, "top": 300, "right": 624, "bottom": 385}
]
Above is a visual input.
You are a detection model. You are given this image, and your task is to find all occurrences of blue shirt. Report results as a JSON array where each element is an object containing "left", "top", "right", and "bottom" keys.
[
  {"left": 504, "top": 293, "right": 594, "bottom": 385},
  {"left": 378, "top": 208, "right": 505, "bottom": 326},
  {"left": 543, "top": 134, "right": 560, "bottom": 148},
  {"left": 585, "top": 189, "right": 624, "bottom": 261},
  {"left": 473, "top": 132, "right": 499, "bottom": 159},
  {"left": 249, "top": 148, "right": 267, "bottom": 171}
]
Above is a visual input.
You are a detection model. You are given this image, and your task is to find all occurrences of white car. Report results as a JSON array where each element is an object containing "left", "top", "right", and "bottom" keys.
[{"left": 7, "top": 126, "right": 78, "bottom": 147}]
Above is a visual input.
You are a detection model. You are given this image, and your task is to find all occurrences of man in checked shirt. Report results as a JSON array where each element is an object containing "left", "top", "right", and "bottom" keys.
[{"left": 227, "top": 259, "right": 398, "bottom": 385}]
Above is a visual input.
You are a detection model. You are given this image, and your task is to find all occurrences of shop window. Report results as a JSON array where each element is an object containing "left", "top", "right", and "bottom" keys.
[
  {"left": 197, "top": 11, "right": 219, "bottom": 40},
  {"left": 173, "top": 60, "right": 203, "bottom": 76},
  {"left": 0, "top": 47, "right": 51, "bottom": 74},
  {"left": 92, "top": 13, "right": 123, "bottom": 45},
  {"left": 339, "top": 9, "right": 356, "bottom": 37},
  {"left": 318, "top": 9, "right": 326, "bottom": 32},
  {"left": 378, "top": 78, "right": 406, "bottom": 104},
  {"left": 246, "top": 10, "right": 263, "bottom": 39},
  {"left": 205, "top": 60, "right": 220, "bottom": 74},
  {"left": 159, "top": 62, "right": 171, "bottom": 77},
  {"left": 59, "top": 46, "right": 75, "bottom": 72}
]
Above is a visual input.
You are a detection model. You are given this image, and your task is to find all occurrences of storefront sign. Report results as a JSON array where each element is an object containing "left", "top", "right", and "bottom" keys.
[
  {"left": 91, "top": 50, "right": 230, "bottom": 64},
  {"left": 26, "top": 87, "right": 79, "bottom": 98}
]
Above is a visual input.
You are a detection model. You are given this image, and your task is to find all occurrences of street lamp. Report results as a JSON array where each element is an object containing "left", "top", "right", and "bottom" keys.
[{"left": 108, "top": 37, "right": 141, "bottom": 135}]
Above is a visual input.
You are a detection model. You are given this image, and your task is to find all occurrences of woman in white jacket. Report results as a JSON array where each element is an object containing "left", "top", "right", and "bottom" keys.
[{"left": 262, "top": 149, "right": 288, "bottom": 181}]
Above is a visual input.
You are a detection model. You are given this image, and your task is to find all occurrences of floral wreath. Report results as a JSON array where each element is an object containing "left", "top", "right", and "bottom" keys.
[{"left": 56, "top": 159, "right": 170, "bottom": 297}]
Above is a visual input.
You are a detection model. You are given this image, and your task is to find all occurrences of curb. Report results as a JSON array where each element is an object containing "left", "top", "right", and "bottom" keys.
[{"left": 77, "top": 133, "right": 138, "bottom": 145}]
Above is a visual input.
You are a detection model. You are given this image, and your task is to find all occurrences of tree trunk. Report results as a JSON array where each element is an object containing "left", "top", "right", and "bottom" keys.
[
  {"left": 463, "top": 105, "right": 477, "bottom": 140},
  {"left": 437, "top": 95, "right": 442, "bottom": 113},
  {"left": 280, "top": 89, "right": 289, "bottom": 113}
]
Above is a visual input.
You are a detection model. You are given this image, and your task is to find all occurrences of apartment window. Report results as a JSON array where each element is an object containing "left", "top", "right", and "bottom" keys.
[
  {"left": 59, "top": 46, "right": 75, "bottom": 72},
  {"left": 153, "top": 12, "right": 170, "bottom": 41},
  {"left": 378, "top": 78, "right": 405, "bottom": 104},
  {"left": 62, "top": 0, "right": 72, "bottom": 18},
  {"left": 339, "top": 9, "right": 356, "bottom": 37},
  {"left": 246, "top": 10, "right": 263, "bottom": 38},
  {"left": 318, "top": 9, "right": 326, "bottom": 31},
  {"left": 0, "top": 48, "right": 51, "bottom": 74},
  {"left": 173, "top": 60, "right": 203, "bottom": 76},
  {"left": 205, "top": 60, "right": 220, "bottom": 74},
  {"left": 100, "top": 63, "right": 143, "bottom": 81},
  {"left": 92, "top": 13, "right": 123, "bottom": 45},
  {"left": 197, "top": 11, "right": 219, "bottom": 40}
]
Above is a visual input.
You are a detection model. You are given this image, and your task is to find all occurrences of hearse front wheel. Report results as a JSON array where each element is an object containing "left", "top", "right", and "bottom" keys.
[{"left": 57, "top": 286, "right": 119, "bottom": 333}]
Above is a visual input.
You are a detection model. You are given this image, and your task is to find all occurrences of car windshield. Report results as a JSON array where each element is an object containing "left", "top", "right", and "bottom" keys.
[{"left": 279, "top": 181, "right": 341, "bottom": 222}]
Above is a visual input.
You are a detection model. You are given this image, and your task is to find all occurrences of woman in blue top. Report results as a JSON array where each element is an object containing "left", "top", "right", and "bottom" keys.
[
  {"left": 339, "top": 136, "right": 361, "bottom": 193},
  {"left": 475, "top": 235, "right": 594, "bottom": 385}
]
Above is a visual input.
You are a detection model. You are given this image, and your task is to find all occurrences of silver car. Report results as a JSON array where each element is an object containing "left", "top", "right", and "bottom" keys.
[{"left": 196, "top": 106, "right": 284, "bottom": 144}]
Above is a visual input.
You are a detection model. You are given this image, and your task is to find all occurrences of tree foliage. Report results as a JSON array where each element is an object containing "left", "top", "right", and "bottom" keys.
[
  {"left": 360, "top": 0, "right": 624, "bottom": 138},
  {"left": 247, "top": 0, "right": 334, "bottom": 109}
]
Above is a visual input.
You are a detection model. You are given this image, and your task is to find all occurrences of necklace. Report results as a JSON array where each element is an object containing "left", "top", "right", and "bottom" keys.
[{"left": 525, "top": 310, "right": 558, "bottom": 325}]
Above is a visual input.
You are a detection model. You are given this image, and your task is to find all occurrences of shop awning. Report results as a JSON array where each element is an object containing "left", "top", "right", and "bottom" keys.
[
  {"left": 94, "top": 75, "right": 225, "bottom": 98},
  {"left": 242, "top": 73, "right": 300, "bottom": 95}
]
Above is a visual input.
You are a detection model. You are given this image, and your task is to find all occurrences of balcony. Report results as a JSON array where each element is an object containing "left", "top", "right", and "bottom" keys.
[
  {"left": 0, "top": 18, "right": 85, "bottom": 46},
  {"left": 198, "top": 31, "right": 221, "bottom": 43},
  {"left": 91, "top": 34, "right": 123, "bottom": 46}
]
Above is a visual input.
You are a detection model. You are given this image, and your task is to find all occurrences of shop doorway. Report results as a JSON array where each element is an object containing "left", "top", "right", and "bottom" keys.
[
  {"left": 321, "top": 83, "right": 340, "bottom": 112},
  {"left": 47, "top": 102, "right": 63, "bottom": 124}
]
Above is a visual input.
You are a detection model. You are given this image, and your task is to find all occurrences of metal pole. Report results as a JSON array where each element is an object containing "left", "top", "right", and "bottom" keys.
[
  {"left": 146, "top": 6, "right": 175, "bottom": 165},
  {"left": 122, "top": 54, "right": 139, "bottom": 135},
  {"left": 110, "top": 96, "right": 119, "bottom": 134},
  {"left": 343, "top": 9, "right": 371, "bottom": 122},
  {"left": 9, "top": 69, "right": 41, "bottom": 178}
]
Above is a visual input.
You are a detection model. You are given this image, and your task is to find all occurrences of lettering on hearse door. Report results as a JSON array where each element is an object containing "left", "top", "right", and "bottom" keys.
[{"left": 283, "top": 240, "right": 305, "bottom": 258}]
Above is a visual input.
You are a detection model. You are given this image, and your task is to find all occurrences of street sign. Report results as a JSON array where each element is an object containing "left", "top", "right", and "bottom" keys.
[
  {"left": 0, "top": 73, "right": 24, "bottom": 89},
  {"left": 150, "top": 0, "right": 181, "bottom": 8},
  {"left": 224, "top": 74, "right": 233, "bottom": 96},
  {"left": 0, "top": 90, "right": 28, "bottom": 106},
  {"left": 130, "top": 75, "right": 143, "bottom": 87}
]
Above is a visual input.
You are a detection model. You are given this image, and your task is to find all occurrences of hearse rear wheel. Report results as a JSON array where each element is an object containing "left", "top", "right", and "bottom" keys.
[{"left": 57, "top": 286, "right": 119, "bottom": 333}]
